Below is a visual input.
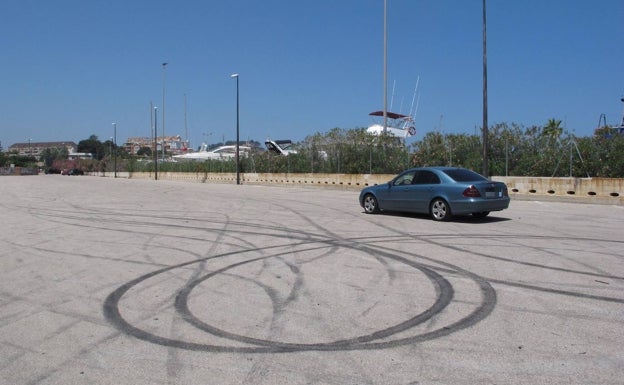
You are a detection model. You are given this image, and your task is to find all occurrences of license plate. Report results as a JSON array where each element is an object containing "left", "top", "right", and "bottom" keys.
[{"left": 486, "top": 191, "right": 500, "bottom": 198}]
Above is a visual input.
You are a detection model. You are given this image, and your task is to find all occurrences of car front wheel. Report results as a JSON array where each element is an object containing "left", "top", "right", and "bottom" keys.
[
  {"left": 363, "top": 194, "right": 380, "bottom": 214},
  {"left": 430, "top": 198, "right": 451, "bottom": 221}
]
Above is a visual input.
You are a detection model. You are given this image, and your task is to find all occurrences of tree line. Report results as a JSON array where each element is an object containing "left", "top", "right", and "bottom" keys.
[
  {"left": 151, "top": 119, "right": 624, "bottom": 178},
  {"left": 3, "top": 121, "right": 623, "bottom": 178}
]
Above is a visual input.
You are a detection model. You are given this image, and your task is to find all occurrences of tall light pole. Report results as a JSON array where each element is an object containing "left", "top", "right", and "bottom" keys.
[
  {"left": 154, "top": 106, "right": 158, "bottom": 180},
  {"left": 231, "top": 73, "right": 240, "bottom": 185},
  {"left": 620, "top": 97, "right": 624, "bottom": 129},
  {"left": 112, "top": 123, "right": 117, "bottom": 178},
  {"left": 162, "top": 62, "right": 168, "bottom": 163},
  {"left": 482, "top": 0, "right": 489, "bottom": 177},
  {"left": 383, "top": 0, "right": 388, "bottom": 135}
]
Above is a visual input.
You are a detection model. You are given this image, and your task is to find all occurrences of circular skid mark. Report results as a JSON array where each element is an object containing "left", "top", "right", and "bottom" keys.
[{"left": 104, "top": 239, "right": 495, "bottom": 353}]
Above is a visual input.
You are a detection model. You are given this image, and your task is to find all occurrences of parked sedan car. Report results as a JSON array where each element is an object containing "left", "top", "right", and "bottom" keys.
[
  {"left": 359, "top": 167, "right": 510, "bottom": 221},
  {"left": 68, "top": 168, "right": 84, "bottom": 176},
  {"left": 45, "top": 167, "right": 61, "bottom": 174}
]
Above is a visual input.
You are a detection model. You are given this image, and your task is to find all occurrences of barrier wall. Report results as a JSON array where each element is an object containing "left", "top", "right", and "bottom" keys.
[
  {"left": 0, "top": 167, "right": 39, "bottom": 176},
  {"left": 97, "top": 172, "right": 623, "bottom": 205},
  {"left": 496, "top": 176, "right": 622, "bottom": 203}
]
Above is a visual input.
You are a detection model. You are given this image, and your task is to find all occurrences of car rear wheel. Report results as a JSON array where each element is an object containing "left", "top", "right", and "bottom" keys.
[
  {"left": 430, "top": 198, "right": 451, "bottom": 221},
  {"left": 363, "top": 194, "right": 380, "bottom": 214},
  {"left": 472, "top": 211, "right": 490, "bottom": 218}
]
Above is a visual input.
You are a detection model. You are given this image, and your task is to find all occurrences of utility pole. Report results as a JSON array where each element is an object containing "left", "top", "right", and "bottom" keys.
[
  {"left": 112, "top": 122, "right": 117, "bottom": 178},
  {"left": 162, "top": 62, "right": 168, "bottom": 162},
  {"left": 154, "top": 106, "right": 158, "bottom": 180},
  {"left": 482, "top": 0, "right": 489, "bottom": 177}
]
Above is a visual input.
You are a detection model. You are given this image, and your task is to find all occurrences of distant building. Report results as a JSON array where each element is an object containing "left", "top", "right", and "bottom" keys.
[
  {"left": 7, "top": 141, "right": 77, "bottom": 159},
  {"left": 124, "top": 135, "right": 189, "bottom": 155},
  {"left": 124, "top": 137, "right": 151, "bottom": 155}
]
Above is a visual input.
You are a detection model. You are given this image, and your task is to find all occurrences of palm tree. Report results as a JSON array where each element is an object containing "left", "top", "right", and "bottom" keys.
[{"left": 543, "top": 118, "right": 563, "bottom": 142}]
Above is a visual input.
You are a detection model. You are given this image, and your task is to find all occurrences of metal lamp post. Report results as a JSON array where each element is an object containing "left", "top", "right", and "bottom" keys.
[
  {"left": 383, "top": 0, "right": 388, "bottom": 135},
  {"left": 231, "top": 73, "right": 240, "bottom": 185},
  {"left": 112, "top": 123, "right": 117, "bottom": 178},
  {"left": 154, "top": 107, "right": 158, "bottom": 180},
  {"left": 162, "top": 63, "right": 167, "bottom": 163},
  {"left": 482, "top": 0, "right": 489, "bottom": 177}
]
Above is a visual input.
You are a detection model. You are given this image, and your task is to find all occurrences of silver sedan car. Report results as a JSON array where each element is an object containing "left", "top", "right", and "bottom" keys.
[{"left": 359, "top": 167, "right": 510, "bottom": 221}]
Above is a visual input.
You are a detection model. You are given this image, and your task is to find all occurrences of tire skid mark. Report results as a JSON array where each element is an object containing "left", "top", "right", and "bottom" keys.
[
  {"left": 282, "top": 200, "right": 624, "bottom": 280},
  {"left": 353, "top": 218, "right": 624, "bottom": 303},
  {"left": 103, "top": 225, "right": 498, "bottom": 353},
  {"left": 39, "top": 193, "right": 618, "bottom": 353},
  {"left": 100, "top": 193, "right": 489, "bottom": 352},
  {"left": 486, "top": 278, "right": 624, "bottom": 304},
  {"left": 8, "top": 189, "right": 492, "bottom": 353}
]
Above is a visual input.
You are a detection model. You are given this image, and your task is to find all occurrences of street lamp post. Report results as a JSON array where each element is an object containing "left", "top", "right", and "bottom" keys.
[
  {"left": 162, "top": 62, "right": 167, "bottom": 163},
  {"left": 112, "top": 123, "right": 117, "bottom": 178},
  {"left": 231, "top": 73, "right": 240, "bottom": 185},
  {"left": 154, "top": 107, "right": 158, "bottom": 180}
]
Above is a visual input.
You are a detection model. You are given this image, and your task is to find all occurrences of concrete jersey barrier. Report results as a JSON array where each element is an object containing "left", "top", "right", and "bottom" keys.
[{"left": 88, "top": 171, "right": 623, "bottom": 205}]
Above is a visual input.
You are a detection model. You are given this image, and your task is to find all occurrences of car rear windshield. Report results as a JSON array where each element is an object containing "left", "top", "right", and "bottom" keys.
[{"left": 442, "top": 169, "right": 487, "bottom": 182}]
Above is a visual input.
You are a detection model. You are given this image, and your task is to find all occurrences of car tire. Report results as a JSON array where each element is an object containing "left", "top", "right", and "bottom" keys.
[
  {"left": 363, "top": 194, "right": 380, "bottom": 214},
  {"left": 472, "top": 211, "right": 490, "bottom": 218},
  {"left": 430, "top": 198, "right": 451, "bottom": 221}
]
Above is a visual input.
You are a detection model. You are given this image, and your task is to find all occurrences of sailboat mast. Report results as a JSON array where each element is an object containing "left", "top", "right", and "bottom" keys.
[{"left": 184, "top": 93, "right": 188, "bottom": 148}]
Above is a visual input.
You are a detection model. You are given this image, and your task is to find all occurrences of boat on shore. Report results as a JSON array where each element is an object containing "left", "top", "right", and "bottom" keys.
[
  {"left": 366, "top": 110, "right": 416, "bottom": 140},
  {"left": 172, "top": 143, "right": 251, "bottom": 161}
]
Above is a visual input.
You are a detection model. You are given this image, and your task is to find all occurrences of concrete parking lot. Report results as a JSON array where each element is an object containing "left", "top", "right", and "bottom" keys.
[{"left": 1, "top": 175, "right": 622, "bottom": 385}]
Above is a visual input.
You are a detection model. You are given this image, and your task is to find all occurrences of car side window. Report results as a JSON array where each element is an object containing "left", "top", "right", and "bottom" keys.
[
  {"left": 393, "top": 171, "right": 416, "bottom": 186},
  {"left": 413, "top": 170, "right": 440, "bottom": 184}
]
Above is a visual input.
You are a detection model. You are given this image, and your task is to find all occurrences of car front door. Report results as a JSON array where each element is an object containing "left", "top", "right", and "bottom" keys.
[{"left": 382, "top": 170, "right": 416, "bottom": 211}]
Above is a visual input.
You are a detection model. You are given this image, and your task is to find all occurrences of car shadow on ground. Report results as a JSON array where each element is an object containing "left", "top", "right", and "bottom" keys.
[{"left": 366, "top": 211, "right": 512, "bottom": 224}]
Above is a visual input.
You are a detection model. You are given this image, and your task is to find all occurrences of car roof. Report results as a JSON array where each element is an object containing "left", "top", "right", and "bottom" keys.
[{"left": 405, "top": 166, "right": 466, "bottom": 172}]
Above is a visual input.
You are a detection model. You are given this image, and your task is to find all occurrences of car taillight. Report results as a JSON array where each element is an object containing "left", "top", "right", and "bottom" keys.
[
  {"left": 462, "top": 185, "right": 481, "bottom": 197},
  {"left": 503, "top": 186, "right": 509, "bottom": 197}
]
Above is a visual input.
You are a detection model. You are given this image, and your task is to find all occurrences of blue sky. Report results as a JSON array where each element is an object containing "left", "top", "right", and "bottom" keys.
[{"left": 2, "top": 0, "right": 623, "bottom": 150}]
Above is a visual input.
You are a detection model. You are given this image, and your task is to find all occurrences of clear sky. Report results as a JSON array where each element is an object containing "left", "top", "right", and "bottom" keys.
[{"left": 2, "top": 0, "right": 623, "bottom": 150}]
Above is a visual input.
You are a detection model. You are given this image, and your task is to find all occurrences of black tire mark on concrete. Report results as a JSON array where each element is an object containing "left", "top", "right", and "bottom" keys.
[
  {"left": 357, "top": 233, "right": 624, "bottom": 281},
  {"left": 485, "top": 278, "right": 624, "bottom": 304},
  {"left": 342, "top": 209, "right": 624, "bottom": 317},
  {"left": 21, "top": 191, "right": 493, "bottom": 352},
  {"left": 174, "top": 248, "right": 453, "bottom": 349},
  {"left": 366, "top": 239, "right": 624, "bottom": 305},
  {"left": 32, "top": 203, "right": 623, "bottom": 311},
  {"left": 265, "top": 197, "right": 624, "bottom": 281},
  {"left": 103, "top": 239, "right": 496, "bottom": 353},
  {"left": 44, "top": 196, "right": 619, "bottom": 351}
]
